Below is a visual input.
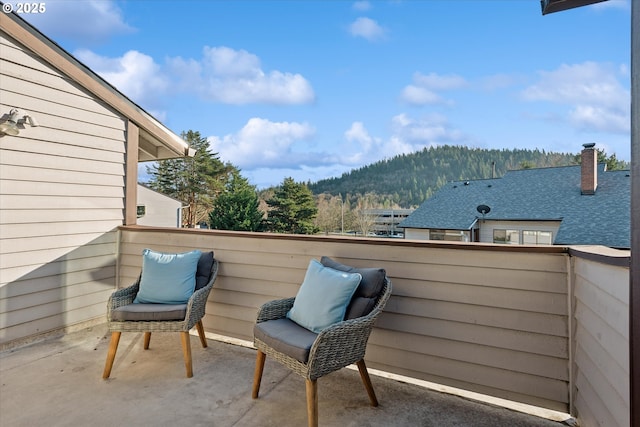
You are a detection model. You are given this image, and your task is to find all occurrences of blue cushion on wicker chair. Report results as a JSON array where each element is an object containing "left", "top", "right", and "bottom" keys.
[
  {"left": 286, "top": 259, "right": 361, "bottom": 333},
  {"left": 320, "top": 256, "right": 386, "bottom": 319},
  {"left": 134, "top": 249, "right": 201, "bottom": 304}
]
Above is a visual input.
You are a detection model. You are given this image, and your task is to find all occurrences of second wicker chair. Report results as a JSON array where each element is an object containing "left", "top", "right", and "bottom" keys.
[{"left": 251, "top": 256, "right": 392, "bottom": 427}]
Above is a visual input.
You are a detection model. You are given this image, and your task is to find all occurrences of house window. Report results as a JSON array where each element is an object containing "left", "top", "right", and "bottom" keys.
[
  {"left": 431, "top": 229, "right": 469, "bottom": 242},
  {"left": 136, "top": 205, "right": 146, "bottom": 218},
  {"left": 493, "top": 229, "right": 520, "bottom": 244},
  {"left": 522, "top": 230, "right": 553, "bottom": 245}
]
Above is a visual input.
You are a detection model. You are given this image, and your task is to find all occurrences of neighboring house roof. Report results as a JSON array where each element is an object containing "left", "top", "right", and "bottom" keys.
[
  {"left": 0, "top": 10, "right": 190, "bottom": 161},
  {"left": 399, "top": 164, "right": 631, "bottom": 248}
]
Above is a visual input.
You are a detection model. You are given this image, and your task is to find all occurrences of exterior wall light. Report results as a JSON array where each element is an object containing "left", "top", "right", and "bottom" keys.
[{"left": 0, "top": 108, "right": 39, "bottom": 136}]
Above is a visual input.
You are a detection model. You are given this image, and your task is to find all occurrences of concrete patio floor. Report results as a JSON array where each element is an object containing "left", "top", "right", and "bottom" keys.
[{"left": 0, "top": 324, "right": 572, "bottom": 427}]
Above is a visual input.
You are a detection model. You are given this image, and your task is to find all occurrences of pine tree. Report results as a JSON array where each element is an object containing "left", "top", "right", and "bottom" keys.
[
  {"left": 146, "top": 130, "right": 233, "bottom": 227},
  {"left": 265, "top": 177, "right": 318, "bottom": 234},
  {"left": 209, "top": 171, "right": 264, "bottom": 231}
]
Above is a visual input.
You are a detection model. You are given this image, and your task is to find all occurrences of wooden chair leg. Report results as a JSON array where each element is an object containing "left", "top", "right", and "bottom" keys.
[
  {"left": 356, "top": 359, "right": 379, "bottom": 407},
  {"left": 252, "top": 350, "right": 266, "bottom": 399},
  {"left": 143, "top": 332, "right": 151, "bottom": 349},
  {"left": 102, "top": 332, "right": 121, "bottom": 379},
  {"left": 180, "top": 331, "right": 193, "bottom": 378},
  {"left": 306, "top": 378, "right": 318, "bottom": 427},
  {"left": 196, "top": 320, "right": 207, "bottom": 348}
]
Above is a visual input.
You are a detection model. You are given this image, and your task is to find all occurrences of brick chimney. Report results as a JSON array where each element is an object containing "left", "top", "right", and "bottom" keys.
[{"left": 580, "top": 143, "right": 597, "bottom": 195}]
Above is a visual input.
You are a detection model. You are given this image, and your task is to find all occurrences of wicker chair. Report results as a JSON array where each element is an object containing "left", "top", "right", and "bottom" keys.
[
  {"left": 102, "top": 251, "right": 218, "bottom": 379},
  {"left": 252, "top": 256, "right": 392, "bottom": 427}
]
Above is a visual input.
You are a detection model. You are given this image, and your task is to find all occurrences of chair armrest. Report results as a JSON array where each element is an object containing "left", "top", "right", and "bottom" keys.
[
  {"left": 184, "top": 259, "right": 219, "bottom": 329},
  {"left": 306, "top": 314, "right": 377, "bottom": 379},
  {"left": 108, "top": 281, "right": 139, "bottom": 309},
  {"left": 256, "top": 297, "right": 295, "bottom": 323}
]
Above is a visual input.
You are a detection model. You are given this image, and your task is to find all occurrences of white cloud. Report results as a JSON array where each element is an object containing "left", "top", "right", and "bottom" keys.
[
  {"left": 208, "top": 118, "right": 332, "bottom": 169},
  {"left": 390, "top": 113, "right": 465, "bottom": 145},
  {"left": 343, "top": 122, "right": 385, "bottom": 164},
  {"left": 400, "top": 72, "right": 467, "bottom": 106},
  {"left": 75, "top": 49, "right": 168, "bottom": 109},
  {"left": 74, "top": 46, "right": 315, "bottom": 112},
  {"left": 341, "top": 114, "right": 466, "bottom": 166},
  {"left": 521, "top": 61, "right": 630, "bottom": 133},
  {"left": 401, "top": 86, "right": 445, "bottom": 106},
  {"left": 345, "top": 122, "right": 374, "bottom": 149},
  {"left": 349, "top": 17, "right": 387, "bottom": 41},
  {"left": 196, "top": 47, "right": 315, "bottom": 104},
  {"left": 568, "top": 105, "right": 629, "bottom": 133},
  {"left": 22, "top": 0, "right": 134, "bottom": 44}
]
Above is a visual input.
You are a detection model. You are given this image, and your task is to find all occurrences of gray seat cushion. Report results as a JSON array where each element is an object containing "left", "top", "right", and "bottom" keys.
[
  {"left": 320, "top": 256, "right": 386, "bottom": 319},
  {"left": 195, "top": 251, "right": 215, "bottom": 290},
  {"left": 254, "top": 318, "right": 318, "bottom": 363},
  {"left": 111, "top": 303, "right": 187, "bottom": 321}
]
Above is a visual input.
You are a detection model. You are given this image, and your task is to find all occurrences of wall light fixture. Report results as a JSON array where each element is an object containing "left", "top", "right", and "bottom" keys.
[{"left": 0, "top": 108, "right": 39, "bottom": 136}]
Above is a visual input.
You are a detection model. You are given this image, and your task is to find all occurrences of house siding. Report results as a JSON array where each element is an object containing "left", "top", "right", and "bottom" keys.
[
  {"left": 573, "top": 256, "right": 629, "bottom": 427},
  {"left": 0, "top": 31, "right": 124, "bottom": 345},
  {"left": 404, "top": 228, "right": 431, "bottom": 240}
]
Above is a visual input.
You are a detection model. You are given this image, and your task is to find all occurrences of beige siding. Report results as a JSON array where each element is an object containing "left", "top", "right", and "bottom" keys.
[
  {"left": 573, "top": 256, "right": 629, "bottom": 427},
  {"left": 0, "top": 31, "right": 124, "bottom": 345},
  {"left": 404, "top": 228, "right": 430, "bottom": 240},
  {"left": 118, "top": 227, "right": 571, "bottom": 412}
]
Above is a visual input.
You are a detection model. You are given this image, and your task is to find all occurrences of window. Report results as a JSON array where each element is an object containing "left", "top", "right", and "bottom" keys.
[
  {"left": 430, "top": 229, "right": 470, "bottom": 242},
  {"left": 523, "top": 230, "right": 552, "bottom": 245},
  {"left": 493, "top": 229, "right": 520, "bottom": 244},
  {"left": 137, "top": 205, "right": 146, "bottom": 218}
]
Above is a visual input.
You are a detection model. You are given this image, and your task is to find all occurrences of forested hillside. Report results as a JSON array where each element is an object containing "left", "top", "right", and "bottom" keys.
[{"left": 308, "top": 145, "right": 578, "bottom": 208}]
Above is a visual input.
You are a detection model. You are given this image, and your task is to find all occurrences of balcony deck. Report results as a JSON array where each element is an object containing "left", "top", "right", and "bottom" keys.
[{"left": 0, "top": 323, "right": 568, "bottom": 427}]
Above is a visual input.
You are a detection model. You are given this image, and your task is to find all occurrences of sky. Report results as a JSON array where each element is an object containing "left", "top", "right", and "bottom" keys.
[{"left": 20, "top": 0, "right": 632, "bottom": 189}]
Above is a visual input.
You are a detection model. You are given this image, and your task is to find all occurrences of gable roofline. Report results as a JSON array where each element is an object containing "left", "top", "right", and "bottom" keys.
[{"left": 0, "top": 9, "right": 191, "bottom": 160}]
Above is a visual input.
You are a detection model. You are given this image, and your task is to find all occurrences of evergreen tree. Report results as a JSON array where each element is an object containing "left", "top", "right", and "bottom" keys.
[
  {"left": 265, "top": 177, "right": 318, "bottom": 234},
  {"left": 146, "top": 130, "right": 233, "bottom": 227},
  {"left": 209, "top": 171, "right": 264, "bottom": 231}
]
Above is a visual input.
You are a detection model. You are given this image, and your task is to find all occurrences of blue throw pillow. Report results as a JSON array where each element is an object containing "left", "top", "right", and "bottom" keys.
[
  {"left": 134, "top": 249, "right": 202, "bottom": 304},
  {"left": 286, "top": 259, "right": 362, "bottom": 333}
]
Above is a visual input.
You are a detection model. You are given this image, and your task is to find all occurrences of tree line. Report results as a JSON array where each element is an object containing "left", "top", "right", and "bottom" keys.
[
  {"left": 308, "top": 145, "right": 628, "bottom": 208},
  {"left": 145, "top": 130, "right": 629, "bottom": 235}
]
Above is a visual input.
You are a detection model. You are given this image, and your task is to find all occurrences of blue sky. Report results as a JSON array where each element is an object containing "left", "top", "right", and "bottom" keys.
[{"left": 22, "top": 0, "right": 631, "bottom": 189}]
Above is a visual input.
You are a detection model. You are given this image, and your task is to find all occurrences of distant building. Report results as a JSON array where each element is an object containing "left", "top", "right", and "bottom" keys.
[
  {"left": 137, "top": 184, "right": 183, "bottom": 227},
  {"left": 364, "top": 209, "right": 414, "bottom": 236},
  {"left": 399, "top": 144, "right": 630, "bottom": 249}
]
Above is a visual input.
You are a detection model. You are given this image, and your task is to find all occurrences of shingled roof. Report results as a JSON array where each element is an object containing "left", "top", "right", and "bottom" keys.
[{"left": 399, "top": 164, "right": 630, "bottom": 249}]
